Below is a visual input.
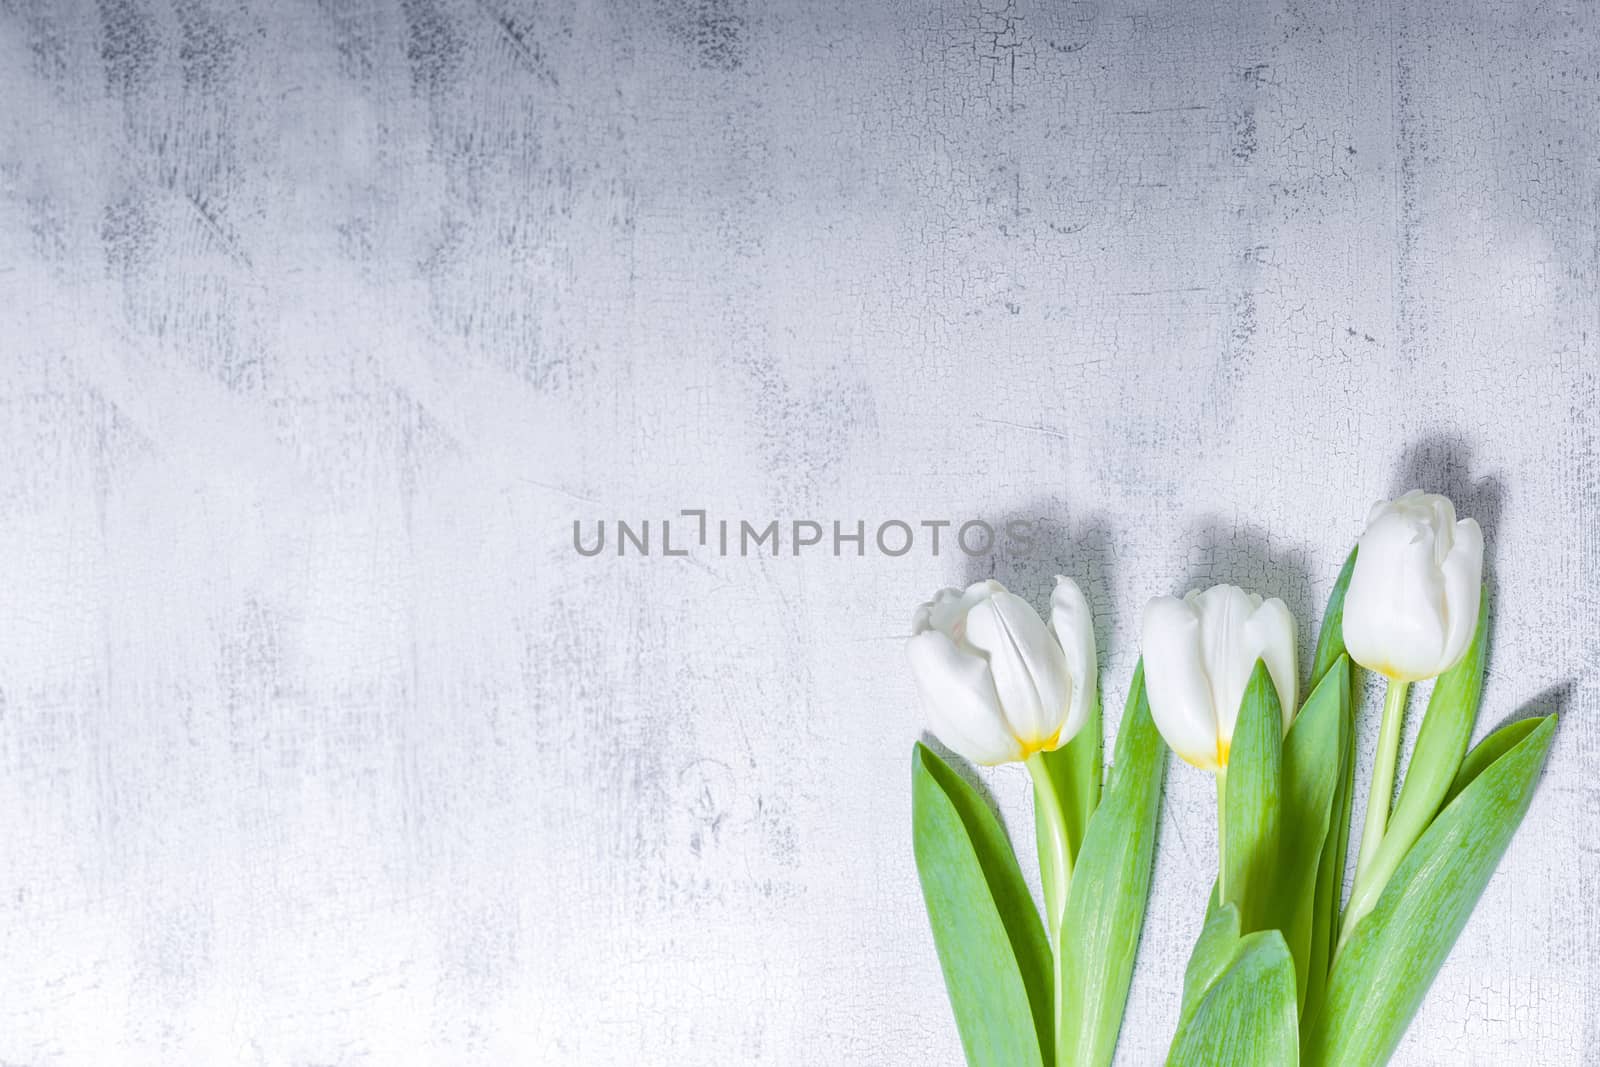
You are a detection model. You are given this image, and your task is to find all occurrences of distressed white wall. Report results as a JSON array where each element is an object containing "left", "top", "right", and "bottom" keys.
[{"left": 0, "top": 0, "right": 1595, "bottom": 1063}]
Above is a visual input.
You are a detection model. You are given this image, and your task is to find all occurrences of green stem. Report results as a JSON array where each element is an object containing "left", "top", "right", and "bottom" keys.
[
  {"left": 1215, "top": 767, "right": 1229, "bottom": 904},
  {"left": 1025, "top": 753, "right": 1072, "bottom": 1057},
  {"left": 1026, "top": 753, "right": 1075, "bottom": 937},
  {"left": 1352, "top": 679, "right": 1410, "bottom": 894}
]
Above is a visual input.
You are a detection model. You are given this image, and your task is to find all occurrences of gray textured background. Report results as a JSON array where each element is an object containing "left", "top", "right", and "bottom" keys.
[{"left": 0, "top": 0, "right": 1595, "bottom": 1063}]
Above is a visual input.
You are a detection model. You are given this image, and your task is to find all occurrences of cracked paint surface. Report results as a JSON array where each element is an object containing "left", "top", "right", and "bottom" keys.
[{"left": 0, "top": 0, "right": 1596, "bottom": 1063}]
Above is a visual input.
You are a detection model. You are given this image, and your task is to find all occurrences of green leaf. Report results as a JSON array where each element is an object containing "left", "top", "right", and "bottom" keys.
[
  {"left": 1222, "top": 661, "right": 1284, "bottom": 932},
  {"left": 1308, "top": 548, "right": 1359, "bottom": 1002},
  {"left": 1343, "top": 593, "right": 1488, "bottom": 933},
  {"left": 1309, "top": 547, "right": 1357, "bottom": 692},
  {"left": 1032, "top": 688, "right": 1103, "bottom": 936},
  {"left": 1168, "top": 930, "right": 1300, "bottom": 1067},
  {"left": 913, "top": 743, "right": 1051, "bottom": 1067},
  {"left": 1176, "top": 897, "right": 1241, "bottom": 1032},
  {"left": 1444, "top": 716, "right": 1543, "bottom": 806},
  {"left": 1277, "top": 659, "right": 1347, "bottom": 1009},
  {"left": 1055, "top": 662, "right": 1168, "bottom": 1067},
  {"left": 1300, "top": 715, "right": 1557, "bottom": 1067},
  {"left": 1304, "top": 658, "right": 1353, "bottom": 1016}
]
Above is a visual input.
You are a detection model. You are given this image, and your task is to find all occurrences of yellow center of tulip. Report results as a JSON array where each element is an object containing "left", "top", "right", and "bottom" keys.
[{"left": 1018, "top": 724, "right": 1065, "bottom": 760}]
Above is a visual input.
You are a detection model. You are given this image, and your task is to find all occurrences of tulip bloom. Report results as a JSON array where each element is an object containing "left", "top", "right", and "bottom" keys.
[
  {"left": 1141, "top": 584, "right": 1298, "bottom": 773},
  {"left": 1343, "top": 490, "right": 1483, "bottom": 682},
  {"left": 907, "top": 577, "right": 1096, "bottom": 766},
  {"left": 1347, "top": 490, "right": 1485, "bottom": 890},
  {"left": 1142, "top": 583, "right": 1296, "bottom": 904}
]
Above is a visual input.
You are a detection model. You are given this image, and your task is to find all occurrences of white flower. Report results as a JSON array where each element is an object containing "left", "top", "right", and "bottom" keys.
[
  {"left": 1142, "top": 584, "right": 1298, "bottom": 772},
  {"left": 907, "top": 578, "right": 1096, "bottom": 766},
  {"left": 1343, "top": 490, "right": 1484, "bottom": 681}
]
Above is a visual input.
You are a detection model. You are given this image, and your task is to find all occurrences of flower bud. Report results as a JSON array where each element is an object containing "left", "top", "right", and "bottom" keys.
[
  {"left": 1142, "top": 584, "right": 1297, "bottom": 771},
  {"left": 1343, "top": 490, "right": 1483, "bottom": 681},
  {"left": 907, "top": 578, "right": 1096, "bottom": 766}
]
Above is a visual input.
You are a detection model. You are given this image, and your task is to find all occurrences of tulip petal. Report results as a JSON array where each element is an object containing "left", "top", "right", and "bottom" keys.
[
  {"left": 1050, "top": 576, "right": 1097, "bottom": 745},
  {"left": 1142, "top": 595, "right": 1221, "bottom": 770},
  {"left": 1424, "top": 493, "right": 1458, "bottom": 563},
  {"left": 966, "top": 591, "right": 1071, "bottom": 749},
  {"left": 913, "top": 587, "right": 963, "bottom": 636},
  {"left": 1247, "top": 597, "right": 1298, "bottom": 732},
  {"left": 1345, "top": 499, "right": 1450, "bottom": 680},
  {"left": 908, "top": 630, "right": 1022, "bottom": 765},
  {"left": 1189, "top": 584, "right": 1264, "bottom": 748},
  {"left": 1437, "top": 518, "right": 1483, "bottom": 672},
  {"left": 917, "top": 580, "right": 1004, "bottom": 642}
]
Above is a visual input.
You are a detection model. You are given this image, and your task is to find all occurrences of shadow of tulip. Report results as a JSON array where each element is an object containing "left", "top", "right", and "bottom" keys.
[
  {"left": 1176, "top": 519, "right": 1319, "bottom": 682},
  {"left": 958, "top": 504, "right": 1118, "bottom": 662},
  {"left": 1479, "top": 679, "right": 1572, "bottom": 741}
]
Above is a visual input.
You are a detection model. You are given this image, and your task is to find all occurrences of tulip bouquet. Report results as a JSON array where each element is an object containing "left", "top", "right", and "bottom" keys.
[{"left": 908, "top": 492, "right": 1556, "bottom": 1067}]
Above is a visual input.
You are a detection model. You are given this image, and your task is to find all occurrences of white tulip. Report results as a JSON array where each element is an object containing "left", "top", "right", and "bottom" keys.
[
  {"left": 1345, "top": 490, "right": 1486, "bottom": 911},
  {"left": 1141, "top": 584, "right": 1298, "bottom": 772},
  {"left": 908, "top": 577, "right": 1096, "bottom": 766},
  {"left": 1343, "top": 490, "right": 1484, "bottom": 682}
]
